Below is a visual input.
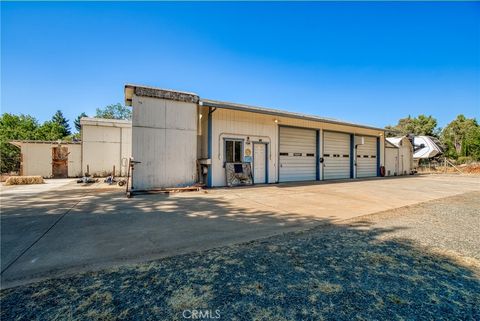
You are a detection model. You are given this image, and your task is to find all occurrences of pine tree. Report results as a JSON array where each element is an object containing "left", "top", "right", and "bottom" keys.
[
  {"left": 74, "top": 112, "right": 88, "bottom": 132},
  {"left": 52, "top": 110, "right": 71, "bottom": 137}
]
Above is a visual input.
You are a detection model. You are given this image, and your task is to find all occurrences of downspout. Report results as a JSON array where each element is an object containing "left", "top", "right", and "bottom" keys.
[
  {"left": 207, "top": 107, "right": 216, "bottom": 187},
  {"left": 316, "top": 130, "right": 320, "bottom": 181},
  {"left": 376, "top": 136, "right": 381, "bottom": 177},
  {"left": 350, "top": 134, "right": 355, "bottom": 179}
]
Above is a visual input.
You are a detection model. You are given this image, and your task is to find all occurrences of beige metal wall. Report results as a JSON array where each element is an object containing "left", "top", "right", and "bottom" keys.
[
  {"left": 131, "top": 95, "right": 198, "bottom": 190},
  {"left": 398, "top": 139, "right": 413, "bottom": 175},
  {"left": 19, "top": 143, "right": 81, "bottom": 178},
  {"left": 384, "top": 137, "right": 413, "bottom": 176},
  {"left": 385, "top": 147, "right": 399, "bottom": 176},
  {"left": 81, "top": 122, "right": 132, "bottom": 176},
  {"left": 210, "top": 108, "right": 385, "bottom": 186}
]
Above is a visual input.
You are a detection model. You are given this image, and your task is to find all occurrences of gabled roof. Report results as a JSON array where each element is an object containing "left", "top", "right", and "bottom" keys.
[
  {"left": 386, "top": 136, "right": 412, "bottom": 148},
  {"left": 385, "top": 139, "right": 398, "bottom": 148}
]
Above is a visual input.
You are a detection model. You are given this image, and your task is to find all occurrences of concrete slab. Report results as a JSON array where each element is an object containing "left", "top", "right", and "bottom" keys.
[{"left": 1, "top": 174, "right": 479, "bottom": 288}]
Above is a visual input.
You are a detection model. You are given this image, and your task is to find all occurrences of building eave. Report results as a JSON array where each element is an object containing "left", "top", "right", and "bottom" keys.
[
  {"left": 124, "top": 84, "right": 199, "bottom": 106},
  {"left": 9, "top": 140, "right": 81, "bottom": 146},
  {"left": 80, "top": 117, "right": 132, "bottom": 128},
  {"left": 201, "top": 98, "right": 386, "bottom": 132}
]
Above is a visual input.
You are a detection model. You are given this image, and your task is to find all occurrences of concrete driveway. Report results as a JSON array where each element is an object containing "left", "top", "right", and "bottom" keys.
[{"left": 1, "top": 175, "right": 479, "bottom": 288}]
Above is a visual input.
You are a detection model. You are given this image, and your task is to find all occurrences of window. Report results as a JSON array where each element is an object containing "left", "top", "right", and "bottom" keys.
[
  {"left": 280, "top": 152, "right": 289, "bottom": 156},
  {"left": 225, "top": 139, "right": 243, "bottom": 162}
]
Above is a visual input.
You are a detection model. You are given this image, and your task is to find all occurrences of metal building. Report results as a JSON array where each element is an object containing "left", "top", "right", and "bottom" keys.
[
  {"left": 385, "top": 136, "right": 414, "bottom": 176},
  {"left": 80, "top": 117, "right": 132, "bottom": 177},
  {"left": 9, "top": 118, "right": 132, "bottom": 178},
  {"left": 125, "top": 84, "right": 386, "bottom": 190},
  {"left": 10, "top": 140, "right": 82, "bottom": 178}
]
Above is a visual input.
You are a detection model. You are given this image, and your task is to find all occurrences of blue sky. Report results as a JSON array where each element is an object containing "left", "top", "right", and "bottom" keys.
[{"left": 2, "top": 2, "right": 479, "bottom": 131}]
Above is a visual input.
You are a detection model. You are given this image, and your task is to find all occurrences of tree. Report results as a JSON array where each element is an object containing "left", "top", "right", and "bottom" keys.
[
  {"left": 95, "top": 103, "right": 131, "bottom": 120},
  {"left": 35, "top": 121, "right": 65, "bottom": 141},
  {"left": 0, "top": 113, "right": 40, "bottom": 173},
  {"left": 0, "top": 112, "right": 71, "bottom": 173},
  {"left": 441, "top": 115, "right": 480, "bottom": 161},
  {"left": 74, "top": 112, "right": 88, "bottom": 132},
  {"left": 385, "top": 115, "right": 439, "bottom": 137},
  {"left": 52, "top": 110, "right": 71, "bottom": 136}
]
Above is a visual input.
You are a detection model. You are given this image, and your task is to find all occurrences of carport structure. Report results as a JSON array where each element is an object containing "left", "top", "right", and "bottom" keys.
[{"left": 125, "top": 84, "right": 385, "bottom": 190}]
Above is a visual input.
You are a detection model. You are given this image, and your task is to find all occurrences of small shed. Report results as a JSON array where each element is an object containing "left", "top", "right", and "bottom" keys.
[
  {"left": 10, "top": 140, "right": 82, "bottom": 178},
  {"left": 385, "top": 136, "right": 414, "bottom": 176}
]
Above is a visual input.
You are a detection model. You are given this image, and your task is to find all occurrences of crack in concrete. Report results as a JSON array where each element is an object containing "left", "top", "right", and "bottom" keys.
[{"left": 0, "top": 198, "right": 84, "bottom": 276}]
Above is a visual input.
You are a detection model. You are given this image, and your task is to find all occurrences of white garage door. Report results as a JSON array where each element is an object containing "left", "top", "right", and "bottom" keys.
[
  {"left": 279, "top": 127, "right": 316, "bottom": 182},
  {"left": 323, "top": 131, "right": 351, "bottom": 180},
  {"left": 356, "top": 136, "right": 377, "bottom": 178}
]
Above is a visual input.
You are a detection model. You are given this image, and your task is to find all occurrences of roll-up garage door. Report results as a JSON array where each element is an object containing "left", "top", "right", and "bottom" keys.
[
  {"left": 279, "top": 127, "right": 316, "bottom": 182},
  {"left": 323, "top": 131, "right": 351, "bottom": 180},
  {"left": 356, "top": 136, "right": 377, "bottom": 178}
]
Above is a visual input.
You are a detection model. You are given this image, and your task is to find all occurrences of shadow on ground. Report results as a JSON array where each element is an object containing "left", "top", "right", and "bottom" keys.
[{"left": 1, "top": 191, "right": 479, "bottom": 320}]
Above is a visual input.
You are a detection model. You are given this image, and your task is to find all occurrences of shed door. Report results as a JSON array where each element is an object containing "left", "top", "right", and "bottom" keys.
[
  {"left": 279, "top": 127, "right": 316, "bottom": 182},
  {"left": 253, "top": 143, "right": 267, "bottom": 184},
  {"left": 323, "top": 131, "right": 351, "bottom": 180},
  {"left": 356, "top": 136, "right": 377, "bottom": 178},
  {"left": 52, "top": 146, "right": 68, "bottom": 178}
]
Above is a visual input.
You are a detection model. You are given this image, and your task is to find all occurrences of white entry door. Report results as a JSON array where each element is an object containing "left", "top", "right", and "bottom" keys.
[{"left": 253, "top": 143, "right": 267, "bottom": 184}]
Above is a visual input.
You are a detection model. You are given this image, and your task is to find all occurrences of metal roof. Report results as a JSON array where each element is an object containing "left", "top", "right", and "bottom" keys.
[
  {"left": 80, "top": 117, "right": 132, "bottom": 127},
  {"left": 124, "top": 83, "right": 385, "bottom": 132},
  {"left": 9, "top": 140, "right": 81, "bottom": 147},
  {"left": 201, "top": 98, "right": 386, "bottom": 132}
]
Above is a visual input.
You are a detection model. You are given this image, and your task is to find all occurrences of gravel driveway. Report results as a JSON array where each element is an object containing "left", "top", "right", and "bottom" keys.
[{"left": 1, "top": 191, "right": 479, "bottom": 321}]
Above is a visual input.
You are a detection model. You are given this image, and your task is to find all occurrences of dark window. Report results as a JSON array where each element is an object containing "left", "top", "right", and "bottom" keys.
[
  {"left": 306, "top": 153, "right": 314, "bottom": 157},
  {"left": 293, "top": 153, "right": 302, "bottom": 156},
  {"left": 357, "top": 155, "right": 361, "bottom": 158},
  {"left": 225, "top": 140, "right": 243, "bottom": 162},
  {"left": 371, "top": 155, "right": 376, "bottom": 158},
  {"left": 324, "top": 154, "right": 330, "bottom": 157},
  {"left": 280, "top": 152, "right": 289, "bottom": 156},
  {"left": 234, "top": 164, "right": 243, "bottom": 173},
  {"left": 343, "top": 154, "right": 349, "bottom": 158},
  {"left": 363, "top": 155, "right": 369, "bottom": 158}
]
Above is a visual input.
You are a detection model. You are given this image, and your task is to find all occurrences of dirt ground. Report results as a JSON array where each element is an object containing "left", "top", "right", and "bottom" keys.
[{"left": 1, "top": 191, "right": 479, "bottom": 320}]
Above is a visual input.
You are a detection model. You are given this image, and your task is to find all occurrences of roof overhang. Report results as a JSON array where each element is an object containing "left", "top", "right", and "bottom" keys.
[
  {"left": 124, "top": 83, "right": 386, "bottom": 133},
  {"left": 124, "top": 84, "right": 199, "bottom": 106},
  {"left": 201, "top": 98, "right": 386, "bottom": 132},
  {"left": 9, "top": 140, "right": 81, "bottom": 147},
  {"left": 80, "top": 117, "right": 131, "bottom": 128}
]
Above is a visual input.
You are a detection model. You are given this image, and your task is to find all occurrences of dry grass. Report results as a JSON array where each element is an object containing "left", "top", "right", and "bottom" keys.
[
  {"left": 4, "top": 175, "right": 44, "bottom": 185},
  {"left": 168, "top": 286, "right": 212, "bottom": 311}
]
